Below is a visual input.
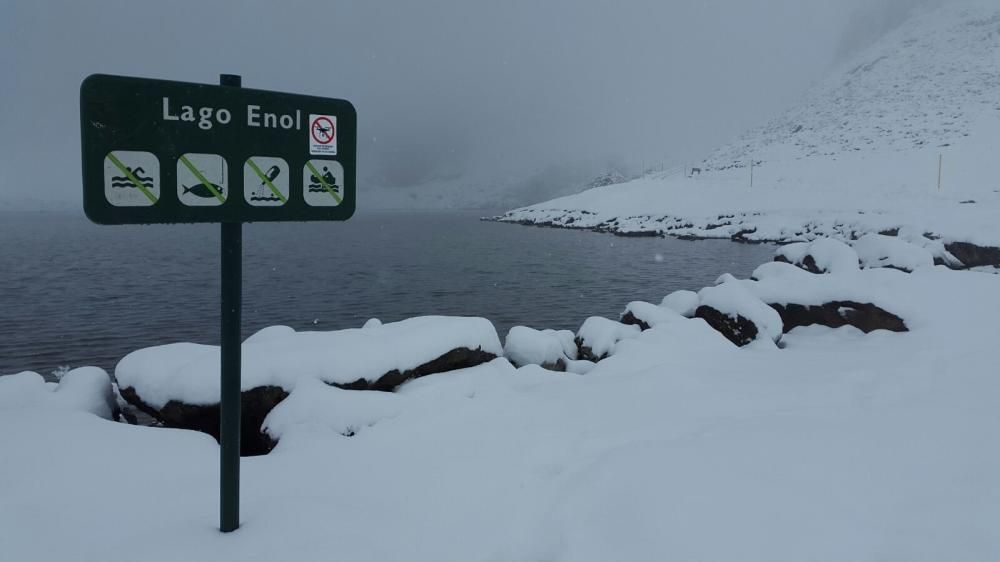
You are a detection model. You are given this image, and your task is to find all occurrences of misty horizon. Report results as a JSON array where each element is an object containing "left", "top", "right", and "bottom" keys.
[{"left": 1, "top": 0, "right": 946, "bottom": 211}]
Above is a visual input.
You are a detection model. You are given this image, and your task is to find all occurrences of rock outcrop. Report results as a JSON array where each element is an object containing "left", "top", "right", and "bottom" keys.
[
  {"left": 120, "top": 346, "right": 498, "bottom": 456},
  {"left": 769, "top": 301, "right": 907, "bottom": 334},
  {"left": 944, "top": 241, "right": 1000, "bottom": 269}
]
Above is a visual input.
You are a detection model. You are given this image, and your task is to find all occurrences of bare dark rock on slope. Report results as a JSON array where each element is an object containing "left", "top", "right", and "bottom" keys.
[
  {"left": 694, "top": 305, "right": 760, "bottom": 347},
  {"left": 944, "top": 241, "right": 1000, "bottom": 268},
  {"left": 120, "top": 385, "right": 287, "bottom": 457},
  {"left": 770, "top": 301, "right": 907, "bottom": 334}
]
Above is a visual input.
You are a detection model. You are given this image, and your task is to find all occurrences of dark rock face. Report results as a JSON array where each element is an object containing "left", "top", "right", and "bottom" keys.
[
  {"left": 774, "top": 254, "right": 822, "bottom": 274},
  {"left": 612, "top": 230, "right": 662, "bottom": 238},
  {"left": 120, "top": 346, "right": 498, "bottom": 456},
  {"left": 770, "top": 301, "right": 907, "bottom": 334},
  {"left": 120, "top": 385, "right": 288, "bottom": 457},
  {"left": 335, "top": 347, "right": 497, "bottom": 390},
  {"left": 541, "top": 358, "right": 568, "bottom": 372},
  {"left": 944, "top": 242, "right": 1000, "bottom": 268},
  {"left": 731, "top": 229, "right": 764, "bottom": 244},
  {"left": 694, "top": 305, "right": 760, "bottom": 347},
  {"left": 620, "top": 311, "right": 651, "bottom": 331},
  {"left": 575, "top": 339, "right": 604, "bottom": 362}
]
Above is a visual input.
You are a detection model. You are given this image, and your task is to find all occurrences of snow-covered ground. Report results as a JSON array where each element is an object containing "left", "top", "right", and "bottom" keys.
[
  {"left": 4, "top": 4, "right": 1000, "bottom": 559},
  {"left": 2, "top": 242, "right": 999, "bottom": 561},
  {"left": 497, "top": 2, "right": 1000, "bottom": 255}
]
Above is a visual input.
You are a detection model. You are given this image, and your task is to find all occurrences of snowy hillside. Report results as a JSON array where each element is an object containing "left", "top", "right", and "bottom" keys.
[
  {"left": 708, "top": 3, "right": 1000, "bottom": 167},
  {"left": 498, "top": 1, "right": 1000, "bottom": 259}
]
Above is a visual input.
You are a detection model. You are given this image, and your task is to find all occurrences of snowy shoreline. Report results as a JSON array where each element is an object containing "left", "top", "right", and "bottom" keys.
[{"left": 489, "top": 190, "right": 1000, "bottom": 269}]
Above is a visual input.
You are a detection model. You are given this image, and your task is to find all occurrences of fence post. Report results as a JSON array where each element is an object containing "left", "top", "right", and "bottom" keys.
[{"left": 937, "top": 154, "right": 943, "bottom": 191}]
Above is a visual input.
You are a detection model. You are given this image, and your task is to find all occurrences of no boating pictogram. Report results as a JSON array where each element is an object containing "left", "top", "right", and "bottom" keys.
[{"left": 309, "top": 114, "right": 338, "bottom": 155}]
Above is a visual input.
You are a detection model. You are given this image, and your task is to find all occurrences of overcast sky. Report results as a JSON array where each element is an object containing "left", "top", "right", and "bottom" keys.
[{"left": 0, "top": 0, "right": 941, "bottom": 210}]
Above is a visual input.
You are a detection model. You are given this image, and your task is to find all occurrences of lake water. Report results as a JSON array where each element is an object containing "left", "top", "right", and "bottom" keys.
[{"left": 0, "top": 210, "right": 774, "bottom": 376}]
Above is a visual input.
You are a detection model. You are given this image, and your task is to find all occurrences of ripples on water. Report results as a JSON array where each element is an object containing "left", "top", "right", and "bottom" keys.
[{"left": 0, "top": 210, "right": 774, "bottom": 376}]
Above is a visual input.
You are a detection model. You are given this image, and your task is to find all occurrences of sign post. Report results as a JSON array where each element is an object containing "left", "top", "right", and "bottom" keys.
[
  {"left": 218, "top": 75, "right": 242, "bottom": 534},
  {"left": 80, "top": 73, "right": 357, "bottom": 532}
]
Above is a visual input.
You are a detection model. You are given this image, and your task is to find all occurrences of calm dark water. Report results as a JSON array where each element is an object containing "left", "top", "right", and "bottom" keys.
[{"left": 0, "top": 210, "right": 774, "bottom": 376}]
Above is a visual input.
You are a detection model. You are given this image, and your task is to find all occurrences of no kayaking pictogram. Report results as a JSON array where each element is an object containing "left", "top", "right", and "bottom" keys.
[{"left": 309, "top": 114, "right": 337, "bottom": 156}]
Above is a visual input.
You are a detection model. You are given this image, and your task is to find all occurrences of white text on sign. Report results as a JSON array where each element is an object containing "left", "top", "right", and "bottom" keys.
[{"left": 162, "top": 98, "right": 303, "bottom": 131}]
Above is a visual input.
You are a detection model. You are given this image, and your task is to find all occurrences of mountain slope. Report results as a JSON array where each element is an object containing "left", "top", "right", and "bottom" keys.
[
  {"left": 706, "top": 2, "right": 1000, "bottom": 167},
  {"left": 499, "top": 2, "right": 1000, "bottom": 257}
]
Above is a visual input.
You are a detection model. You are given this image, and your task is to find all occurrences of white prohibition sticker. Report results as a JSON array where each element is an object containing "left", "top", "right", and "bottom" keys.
[
  {"left": 104, "top": 151, "right": 160, "bottom": 207},
  {"left": 244, "top": 156, "right": 289, "bottom": 207},
  {"left": 177, "top": 153, "right": 227, "bottom": 207},
  {"left": 308, "top": 114, "right": 337, "bottom": 156},
  {"left": 303, "top": 160, "right": 344, "bottom": 207}
]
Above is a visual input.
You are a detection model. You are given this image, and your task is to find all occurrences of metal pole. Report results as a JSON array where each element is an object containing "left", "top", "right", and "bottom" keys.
[{"left": 219, "top": 73, "right": 242, "bottom": 533}]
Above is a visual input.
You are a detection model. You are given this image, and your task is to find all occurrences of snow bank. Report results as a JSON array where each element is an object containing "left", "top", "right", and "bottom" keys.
[
  {"left": 576, "top": 317, "right": 641, "bottom": 361},
  {"left": 565, "top": 359, "right": 597, "bottom": 375},
  {"left": 263, "top": 378, "right": 404, "bottom": 441},
  {"left": 0, "top": 367, "right": 116, "bottom": 419},
  {"left": 852, "top": 233, "right": 934, "bottom": 272},
  {"left": 504, "top": 326, "right": 577, "bottom": 369},
  {"left": 3, "top": 261, "right": 1000, "bottom": 561},
  {"left": 116, "top": 316, "right": 503, "bottom": 408}
]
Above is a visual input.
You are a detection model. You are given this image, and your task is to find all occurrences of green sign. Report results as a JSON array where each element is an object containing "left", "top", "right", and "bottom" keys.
[
  {"left": 80, "top": 73, "right": 359, "bottom": 533},
  {"left": 80, "top": 74, "right": 356, "bottom": 224}
]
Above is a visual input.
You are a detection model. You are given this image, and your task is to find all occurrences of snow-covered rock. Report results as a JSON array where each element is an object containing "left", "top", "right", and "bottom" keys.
[
  {"left": 744, "top": 266, "right": 910, "bottom": 334},
  {"left": 896, "top": 228, "right": 963, "bottom": 268},
  {"left": 852, "top": 234, "right": 935, "bottom": 272},
  {"left": 575, "top": 317, "right": 642, "bottom": 361},
  {"left": 660, "top": 290, "right": 700, "bottom": 317},
  {"left": 0, "top": 367, "right": 116, "bottom": 419},
  {"left": 751, "top": 260, "right": 815, "bottom": 281},
  {"left": 696, "top": 281, "right": 783, "bottom": 346},
  {"left": 504, "top": 326, "right": 577, "bottom": 371},
  {"left": 243, "top": 325, "right": 296, "bottom": 344},
  {"left": 774, "top": 242, "right": 810, "bottom": 266},
  {"left": 116, "top": 316, "right": 503, "bottom": 454},
  {"left": 619, "top": 301, "right": 684, "bottom": 330},
  {"left": 776, "top": 238, "right": 860, "bottom": 274},
  {"left": 117, "top": 316, "right": 503, "bottom": 409},
  {"left": 714, "top": 273, "right": 739, "bottom": 285}
]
